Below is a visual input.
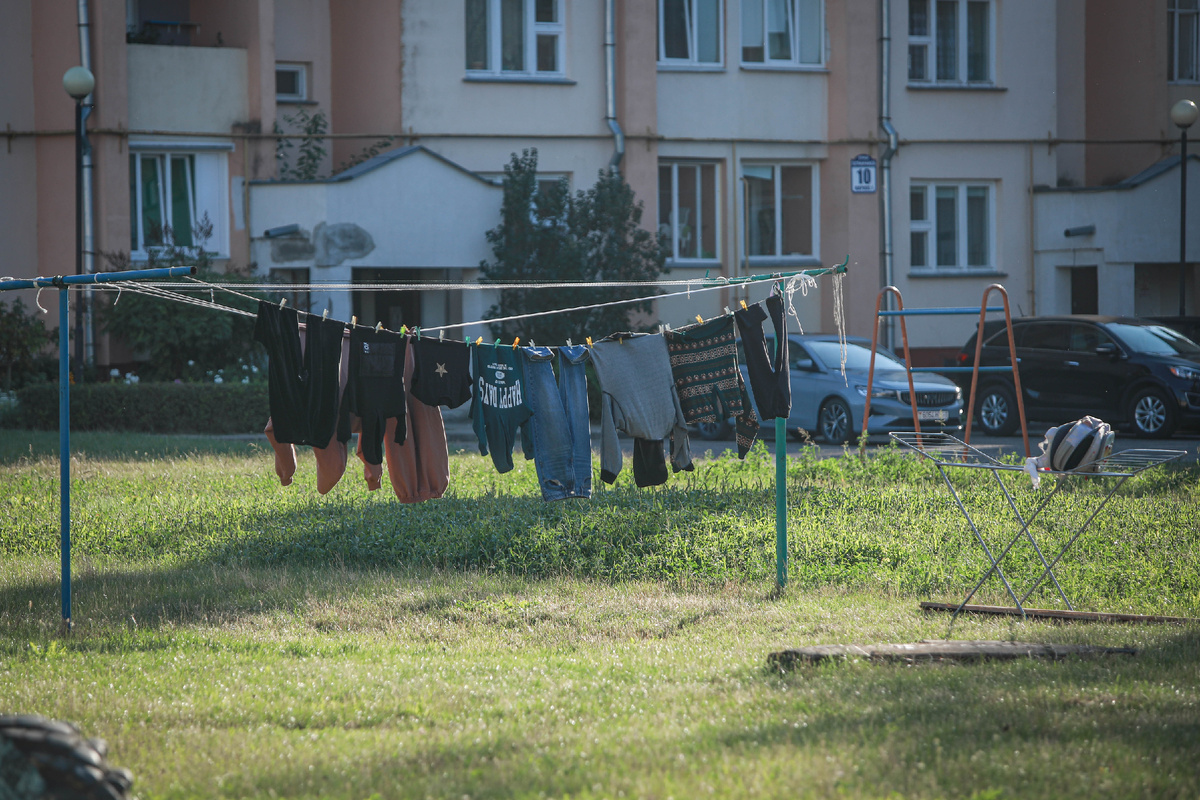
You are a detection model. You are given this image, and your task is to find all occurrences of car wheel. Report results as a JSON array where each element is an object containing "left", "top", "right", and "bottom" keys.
[
  {"left": 694, "top": 419, "right": 730, "bottom": 441},
  {"left": 1128, "top": 387, "right": 1178, "bottom": 438},
  {"left": 818, "top": 398, "right": 856, "bottom": 445},
  {"left": 975, "top": 383, "right": 1019, "bottom": 436}
]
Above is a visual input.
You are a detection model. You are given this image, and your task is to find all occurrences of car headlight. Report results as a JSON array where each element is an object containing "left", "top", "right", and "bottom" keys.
[
  {"left": 1169, "top": 365, "right": 1200, "bottom": 381},
  {"left": 855, "top": 384, "right": 898, "bottom": 399}
]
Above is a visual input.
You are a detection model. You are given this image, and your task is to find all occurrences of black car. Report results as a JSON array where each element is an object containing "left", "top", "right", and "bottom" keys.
[{"left": 952, "top": 315, "right": 1200, "bottom": 438}]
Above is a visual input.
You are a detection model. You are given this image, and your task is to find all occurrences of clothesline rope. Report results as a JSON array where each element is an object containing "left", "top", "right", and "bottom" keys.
[{"left": 83, "top": 266, "right": 847, "bottom": 348}]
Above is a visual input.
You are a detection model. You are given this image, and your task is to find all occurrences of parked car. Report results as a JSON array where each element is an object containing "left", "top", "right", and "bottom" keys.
[
  {"left": 693, "top": 334, "right": 963, "bottom": 444},
  {"left": 951, "top": 315, "right": 1200, "bottom": 438}
]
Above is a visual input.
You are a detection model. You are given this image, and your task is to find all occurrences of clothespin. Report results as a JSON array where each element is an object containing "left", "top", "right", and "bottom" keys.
[
  {"left": 586, "top": 336, "right": 593, "bottom": 347},
  {"left": 723, "top": 306, "right": 731, "bottom": 316},
  {"left": 740, "top": 299, "right": 748, "bottom": 310},
  {"left": 400, "top": 325, "right": 408, "bottom": 335},
  {"left": 665, "top": 323, "right": 672, "bottom": 332},
  {"left": 476, "top": 336, "right": 483, "bottom": 345},
  {"left": 375, "top": 321, "right": 384, "bottom": 332},
  {"left": 494, "top": 338, "right": 501, "bottom": 348},
  {"left": 351, "top": 315, "right": 357, "bottom": 327},
  {"left": 439, "top": 329, "right": 445, "bottom": 341},
  {"left": 512, "top": 337, "right": 520, "bottom": 349},
  {"left": 279, "top": 297, "right": 288, "bottom": 308},
  {"left": 566, "top": 338, "right": 572, "bottom": 347},
  {"left": 322, "top": 308, "right": 330, "bottom": 319},
  {"left": 696, "top": 314, "right": 703, "bottom": 324},
  {"left": 414, "top": 326, "right": 421, "bottom": 340}
]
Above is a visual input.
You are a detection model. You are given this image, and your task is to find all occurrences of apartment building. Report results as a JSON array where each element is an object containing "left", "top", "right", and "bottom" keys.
[{"left": 2, "top": 1, "right": 1195, "bottom": 372}]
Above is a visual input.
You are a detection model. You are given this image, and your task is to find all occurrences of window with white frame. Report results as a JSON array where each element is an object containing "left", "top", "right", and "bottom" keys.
[
  {"left": 743, "top": 163, "right": 817, "bottom": 260},
  {"left": 909, "top": 182, "right": 992, "bottom": 271},
  {"left": 741, "top": 0, "right": 823, "bottom": 66},
  {"left": 275, "top": 63, "right": 308, "bottom": 102},
  {"left": 908, "top": 0, "right": 991, "bottom": 84},
  {"left": 1170, "top": 0, "right": 1199, "bottom": 83},
  {"left": 465, "top": 0, "right": 563, "bottom": 76},
  {"left": 658, "top": 0, "right": 722, "bottom": 65},
  {"left": 658, "top": 162, "right": 719, "bottom": 261},
  {"left": 129, "top": 147, "right": 229, "bottom": 258}
]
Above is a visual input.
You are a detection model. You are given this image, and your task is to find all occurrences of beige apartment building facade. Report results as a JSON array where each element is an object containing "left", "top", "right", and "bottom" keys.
[{"left": 1, "top": 0, "right": 1195, "bottom": 371}]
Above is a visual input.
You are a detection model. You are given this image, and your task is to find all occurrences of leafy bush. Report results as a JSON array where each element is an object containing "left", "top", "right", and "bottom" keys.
[
  {"left": 0, "top": 298, "right": 55, "bottom": 391},
  {"left": 8, "top": 382, "right": 268, "bottom": 434}
]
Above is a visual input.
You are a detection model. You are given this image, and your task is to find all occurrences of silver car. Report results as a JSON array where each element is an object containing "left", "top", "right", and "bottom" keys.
[{"left": 694, "top": 334, "right": 963, "bottom": 444}]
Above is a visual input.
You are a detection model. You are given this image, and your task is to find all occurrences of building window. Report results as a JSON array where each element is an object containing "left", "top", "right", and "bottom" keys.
[
  {"left": 908, "top": 0, "right": 991, "bottom": 84},
  {"left": 275, "top": 63, "right": 308, "bottom": 102},
  {"left": 129, "top": 148, "right": 228, "bottom": 259},
  {"left": 743, "top": 163, "right": 817, "bottom": 260},
  {"left": 465, "top": 0, "right": 563, "bottom": 76},
  {"left": 1170, "top": 0, "right": 1199, "bottom": 83},
  {"left": 658, "top": 162, "right": 719, "bottom": 261},
  {"left": 741, "top": 0, "right": 823, "bottom": 66},
  {"left": 658, "top": 0, "right": 722, "bottom": 65},
  {"left": 909, "top": 182, "right": 992, "bottom": 271}
]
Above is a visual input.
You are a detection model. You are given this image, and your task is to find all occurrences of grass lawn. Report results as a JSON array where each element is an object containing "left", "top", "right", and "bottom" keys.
[{"left": 2, "top": 430, "right": 1198, "bottom": 799}]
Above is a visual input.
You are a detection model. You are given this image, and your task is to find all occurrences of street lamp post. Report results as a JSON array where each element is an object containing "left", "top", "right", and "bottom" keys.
[
  {"left": 63, "top": 66, "right": 94, "bottom": 383},
  {"left": 1171, "top": 99, "right": 1199, "bottom": 317}
]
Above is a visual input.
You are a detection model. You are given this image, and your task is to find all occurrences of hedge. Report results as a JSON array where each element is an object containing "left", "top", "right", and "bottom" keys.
[{"left": 9, "top": 381, "right": 270, "bottom": 434}]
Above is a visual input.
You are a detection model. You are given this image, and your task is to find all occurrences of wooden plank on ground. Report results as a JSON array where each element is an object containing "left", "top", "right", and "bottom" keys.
[
  {"left": 920, "top": 601, "right": 1198, "bottom": 624},
  {"left": 768, "top": 640, "right": 1136, "bottom": 669}
]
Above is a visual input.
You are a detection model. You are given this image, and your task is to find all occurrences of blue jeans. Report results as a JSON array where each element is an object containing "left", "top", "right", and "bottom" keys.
[{"left": 521, "top": 345, "right": 592, "bottom": 500}]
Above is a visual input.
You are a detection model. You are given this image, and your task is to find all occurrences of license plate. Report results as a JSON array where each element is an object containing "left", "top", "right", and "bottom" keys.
[{"left": 918, "top": 409, "right": 949, "bottom": 422}]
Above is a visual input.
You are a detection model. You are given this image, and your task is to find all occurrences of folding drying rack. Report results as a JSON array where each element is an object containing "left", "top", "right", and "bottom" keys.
[{"left": 890, "top": 431, "right": 1185, "bottom": 620}]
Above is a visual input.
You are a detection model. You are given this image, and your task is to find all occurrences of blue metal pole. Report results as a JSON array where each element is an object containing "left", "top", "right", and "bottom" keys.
[
  {"left": 775, "top": 416, "right": 787, "bottom": 588},
  {"left": 59, "top": 287, "right": 71, "bottom": 632}
]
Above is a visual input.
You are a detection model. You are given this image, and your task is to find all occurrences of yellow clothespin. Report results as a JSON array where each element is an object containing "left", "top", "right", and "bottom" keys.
[
  {"left": 375, "top": 321, "right": 383, "bottom": 332},
  {"left": 351, "top": 315, "right": 357, "bottom": 327},
  {"left": 512, "top": 336, "right": 520, "bottom": 349},
  {"left": 475, "top": 336, "right": 483, "bottom": 345},
  {"left": 740, "top": 299, "right": 748, "bottom": 310},
  {"left": 586, "top": 336, "right": 593, "bottom": 347},
  {"left": 695, "top": 314, "right": 703, "bottom": 324}
]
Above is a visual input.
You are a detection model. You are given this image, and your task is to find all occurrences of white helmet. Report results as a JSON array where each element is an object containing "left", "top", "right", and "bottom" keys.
[{"left": 1024, "top": 416, "right": 1114, "bottom": 487}]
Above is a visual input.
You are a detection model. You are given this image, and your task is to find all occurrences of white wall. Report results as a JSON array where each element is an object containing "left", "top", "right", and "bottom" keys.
[{"left": 127, "top": 44, "right": 249, "bottom": 133}]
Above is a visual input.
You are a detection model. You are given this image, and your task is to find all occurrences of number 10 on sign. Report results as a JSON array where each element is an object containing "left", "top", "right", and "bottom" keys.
[{"left": 851, "top": 155, "right": 877, "bottom": 194}]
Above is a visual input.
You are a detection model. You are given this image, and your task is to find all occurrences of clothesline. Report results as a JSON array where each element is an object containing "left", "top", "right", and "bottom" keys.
[{"left": 79, "top": 264, "right": 845, "bottom": 349}]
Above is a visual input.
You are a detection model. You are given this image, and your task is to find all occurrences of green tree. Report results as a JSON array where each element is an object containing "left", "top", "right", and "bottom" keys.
[
  {"left": 99, "top": 216, "right": 263, "bottom": 381},
  {"left": 0, "top": 298, "right": 54, "bottom": 390},
  {"left": 480, "top": 149, "right": 668, "bottom": 346}
]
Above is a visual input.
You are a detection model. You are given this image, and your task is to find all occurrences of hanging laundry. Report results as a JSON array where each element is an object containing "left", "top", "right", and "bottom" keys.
[
  {"left": 410, "top": 337, "right": 473, "bottom": 409},
  {"left": 374, "top": 339, "right": 449, "bottom": 502},
  {"left": 521, "top": 344, "right": 592, "bottom": 500},
  {"left": 665, "top": 316, "right": 760, "bottom": 458},
  {"left": 254, "top": 300, "right": 346, "bottom": 446},
  {"left": 345, "top": 326, "right": 408, "bottom": 466},
  {"left": 589, "top": 333, "right": 693, "bottom": 487},
  {"left": 735, "top": 293, "right": 792, "bottom": 420},
  {"left": 263, "top": 328, "right": 354, "bottom": 494},
  {"left": 471, "top": 343, "right": 533, "bottom": 473}
]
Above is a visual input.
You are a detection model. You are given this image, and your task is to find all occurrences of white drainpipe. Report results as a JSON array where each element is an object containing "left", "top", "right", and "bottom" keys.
[
  {"left": 78, "top": 0, "right": 97, "bottom": 365},
  {"left": 879, "top": 0, "right": 900, "bottom": 348},
  {"left": 605, "top": 0, "right": 625, "bottom": 173}
]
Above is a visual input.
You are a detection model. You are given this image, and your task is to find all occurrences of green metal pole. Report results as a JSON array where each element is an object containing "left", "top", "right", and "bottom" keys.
[{"left": 775, "top": 415, "right": 787, "bottom": 588}]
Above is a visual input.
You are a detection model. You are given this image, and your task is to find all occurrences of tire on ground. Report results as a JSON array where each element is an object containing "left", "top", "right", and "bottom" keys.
[{"left": 0, "top": 715, "right": 134, "bottom": 800}]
